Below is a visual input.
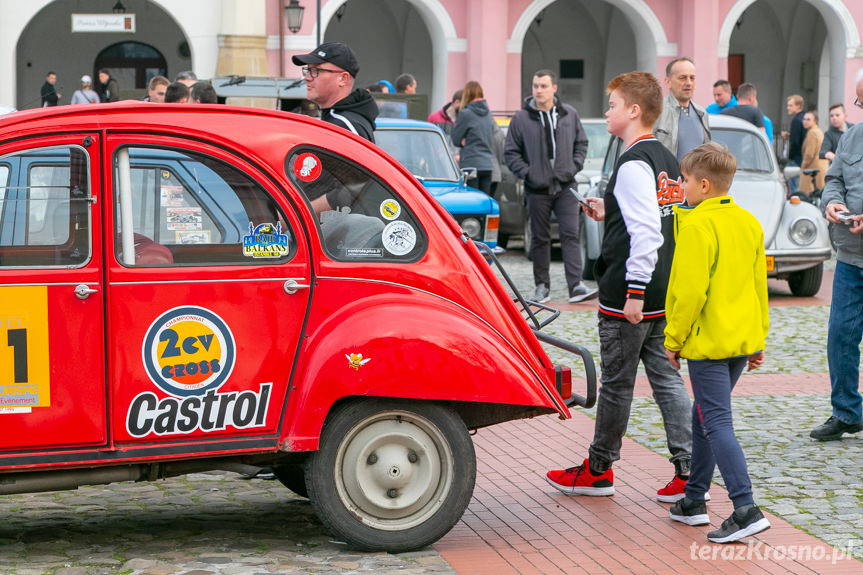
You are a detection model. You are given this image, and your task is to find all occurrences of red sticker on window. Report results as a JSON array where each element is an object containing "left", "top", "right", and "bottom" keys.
[{"left": 293, "top": 152, "right": 322, "bottom": 182}]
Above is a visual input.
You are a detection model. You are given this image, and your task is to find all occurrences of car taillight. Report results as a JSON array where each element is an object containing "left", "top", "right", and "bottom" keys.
[
  {"left": 555, "top": 365, "right": 572, "bottom": 400},
  {"left": 484, "top": 215, "right": 499, "bottom": 243}
]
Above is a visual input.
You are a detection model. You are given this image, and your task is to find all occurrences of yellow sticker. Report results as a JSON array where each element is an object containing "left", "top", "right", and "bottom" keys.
[{"left": 0, "top": 286, "right": 50, "bottom": 407}]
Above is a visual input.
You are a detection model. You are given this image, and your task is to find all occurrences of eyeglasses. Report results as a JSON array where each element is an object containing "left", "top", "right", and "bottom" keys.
[
  {"left": 301, "top": 66, "right": 343, "bottom": 79},
  {"left": 855, "top": 97, "right": 863, "bottom": 109}
]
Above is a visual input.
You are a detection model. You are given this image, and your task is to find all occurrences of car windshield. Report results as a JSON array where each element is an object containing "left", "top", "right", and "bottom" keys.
[
  {"left": 711, "top": 128, "right": 773, "bottom": 173},
  {"left": 375, "top": 128, "right": 460, "bottom": 182},
  {"left": 583, "top": 122, "right": 611, "bottom": 160}
]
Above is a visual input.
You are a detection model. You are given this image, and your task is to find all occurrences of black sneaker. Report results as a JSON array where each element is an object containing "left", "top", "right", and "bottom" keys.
[
  {"left": 533, "top": 284, "right": 550, "bottom": 304},
  {"left": 810, "top": 416, "right": 863, "bottom": 441},
  {"left": 568, "top": 281, "right": 598, "bottom": 303},
  {"left": 707, "top": 504, "right": 771, "bottom": 543},
  {"left": 669, "top": 497, "right": 709, "bottom": 525}
]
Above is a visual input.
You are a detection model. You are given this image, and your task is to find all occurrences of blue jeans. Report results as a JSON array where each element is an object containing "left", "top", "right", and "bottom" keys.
[
  {"left": 828, "top": 260, "right": 863, "bottom": 424},
  {"left": 685, "top": 357, "right": 754, "bottom": 508},
  {"left": 589, "top": 317, "right": 692, "bottom": 473}
]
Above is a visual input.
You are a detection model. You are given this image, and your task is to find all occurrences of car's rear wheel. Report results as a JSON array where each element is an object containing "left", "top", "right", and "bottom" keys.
[
  {"left": 306, "top": 399, "right": 476, "bottom": 552},
  {"left": 273, "top": 463, "right": 308, "bottom": 498},
  {"left": 788, "top": 263, "right": 823, "bottom": 297}
]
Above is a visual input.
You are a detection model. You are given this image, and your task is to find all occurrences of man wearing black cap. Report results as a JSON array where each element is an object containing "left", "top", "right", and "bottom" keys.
[{"left": 292, "top": 42, "right": 378, "bottom": 143}]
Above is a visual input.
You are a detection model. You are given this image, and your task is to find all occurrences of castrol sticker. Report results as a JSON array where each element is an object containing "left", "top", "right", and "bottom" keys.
[
  {"left": 141, "top": 306, "right": 235, "bottom": 398},
  {"left": 292, "top": 152, "right": 322, "bottom": 182}
]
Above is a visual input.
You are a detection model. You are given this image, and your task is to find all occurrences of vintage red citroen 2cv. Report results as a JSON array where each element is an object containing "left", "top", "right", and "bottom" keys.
[{"left": 0, "top": 102, "right": 594, "bottom": 552}]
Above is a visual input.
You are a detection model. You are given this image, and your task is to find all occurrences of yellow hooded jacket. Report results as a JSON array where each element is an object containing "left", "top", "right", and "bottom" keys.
[{"left": 664, "top": 196, "right": 769, "bottom": 360}]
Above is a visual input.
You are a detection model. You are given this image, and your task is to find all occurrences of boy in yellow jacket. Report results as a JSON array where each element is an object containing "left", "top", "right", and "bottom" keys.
[{"left": 664, "top": 142, "right": 771, "bottom": 543}]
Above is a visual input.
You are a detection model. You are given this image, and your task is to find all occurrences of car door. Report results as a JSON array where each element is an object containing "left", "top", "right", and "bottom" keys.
[
  {"left": 105, "top": 136, "right": 312, "bottom": 448},
  {"left": 0, "top": 135, "right": 107, "bottom": 451}
]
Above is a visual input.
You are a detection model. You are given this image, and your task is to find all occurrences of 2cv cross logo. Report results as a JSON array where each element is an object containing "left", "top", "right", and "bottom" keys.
[{"left": 128, "top": 306, "right": 271, "bottom": 437}]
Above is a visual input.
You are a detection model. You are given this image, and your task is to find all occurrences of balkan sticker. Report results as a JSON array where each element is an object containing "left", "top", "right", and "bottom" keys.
[
  {"left": 142, "top": 306, "right": 235, "bottom": 397},
  {"left": 382, "top": 221, "right": 416, "bottom": 256},
  {"left": 293, "top": 152, "right": 322, "bottom": 182},
  {"left": 380, "top": 199, "right": 401, "bottom": 220},
  {"left": 243, "top": 222, "right": 289, "bottom": 258}
]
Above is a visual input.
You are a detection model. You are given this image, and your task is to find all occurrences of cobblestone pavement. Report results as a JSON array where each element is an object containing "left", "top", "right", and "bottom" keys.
[{"left": 1, "top": 249, "right": 859, "bottom": 574}]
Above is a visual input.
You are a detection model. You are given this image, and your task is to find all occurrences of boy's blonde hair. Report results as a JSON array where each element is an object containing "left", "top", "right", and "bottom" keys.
[
  {"left": 679, "top": 142, "right": 737, "bottom": 192},
  {"left": 606, "top": 71, "right": 662, "bottom": 126}
]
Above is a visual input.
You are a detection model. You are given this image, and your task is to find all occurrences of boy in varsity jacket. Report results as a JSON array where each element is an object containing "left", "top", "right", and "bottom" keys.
[{"left": 546, "top": 72, "right": 694, "bottom": 502}]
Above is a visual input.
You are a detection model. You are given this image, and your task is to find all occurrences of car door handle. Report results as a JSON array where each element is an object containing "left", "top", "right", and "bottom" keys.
[
  {"left": 74, "top": 284, "right": 98, "bottom": 300},
  {"left": 283, "top": 279, "right": 310, "bottom": 295}
]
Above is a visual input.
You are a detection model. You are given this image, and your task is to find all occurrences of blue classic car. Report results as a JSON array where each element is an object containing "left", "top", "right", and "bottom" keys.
[{"left": 374, "top": 118, "right": 499, "bottom": 248}]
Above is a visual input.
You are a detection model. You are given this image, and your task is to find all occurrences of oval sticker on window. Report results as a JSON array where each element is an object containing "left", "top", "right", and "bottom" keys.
[
  {"left": 380, "top": 199, "right": 401, "bottom": 221},
  {"left": 293, "top": 152, "right": 322, "bottom": 182},
  {"left": 382, "top": 221, "right": 416, "bottom": 256}
]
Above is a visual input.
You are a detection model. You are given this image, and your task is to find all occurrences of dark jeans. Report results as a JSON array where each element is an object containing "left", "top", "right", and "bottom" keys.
[
  {"left": 828, "top": 260, "right": 863, "bottom": 424},
  {"left": 588, "top": 317, "right": 692, "bottom": 473},
  {"left": 467, "top": 171, "right": 493, "bottom": 196},
  {"left": 526, "top": 190, "right": 583, "bottom": 292},
  {"left": 685, "top": 357, "right": 754, "bottom": 508}
]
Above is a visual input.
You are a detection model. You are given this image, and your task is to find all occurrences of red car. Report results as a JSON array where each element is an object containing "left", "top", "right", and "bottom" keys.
[{"left": 0, "top": 103, "right": 594, "bottom": 552}]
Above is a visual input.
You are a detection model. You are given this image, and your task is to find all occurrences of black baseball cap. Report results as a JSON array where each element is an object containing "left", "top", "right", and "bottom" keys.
[{"left": 292, "top": 42, "right": 359, "bottom": 77}]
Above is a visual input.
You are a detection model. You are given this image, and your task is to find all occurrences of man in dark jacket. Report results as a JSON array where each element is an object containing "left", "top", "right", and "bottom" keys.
[
  {"left": 97, "top": 69, "right": 120, "bottom": 103},
  {"left": 292, "top": 42, "right": 378, "bottom": 214},
  {"left": 820, "top": 103, "right": 853, "bottom": 163},
  {"left": 504, "top": 69, "right": 595, "bottom": 304},
  {"left": 40, "top": 71, "right": 61, "bottom": 107}
]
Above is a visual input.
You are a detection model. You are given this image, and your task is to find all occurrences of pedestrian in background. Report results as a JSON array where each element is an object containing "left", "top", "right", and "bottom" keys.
[
  {"left": 175, "top": 71, "right": 197, "bottom": 87},
  {"left": 545, "top": 71, "right": 689, "bottom": 499},
  {"left": 504, "top": 69, "right": 593, "bottom": 304},
  {"left": 820, "top": 103, "right": 853, "bottom": 163},
  {"left": 798, "top": 111, "right": 827, "bottom": 198},
  {"left": 97, "top": 68, "right": 120, "bottom": 102},
  {"left": 810, "top": 72, "right": 863, "bottom": 442},
  {"left": 164, "top": 82, "right": 190, "bottom": 103},
  {"left": 781, "top": 94, "right": 806, "bottom": 196},
  {"left": 143, "top": 76, "right": 169, "bottom": 103},
  {"left": 70, "top": 75, "right": 99, "bottom": 105},
  {"left": 396, "top": 73, "right": 417, "bottom": 94},
  {"left": 665, "top": 142, "right": 771, "bottom": 543},
  {"left": 191, "top": 81, "right": 217, "bottom": 104},
  {"left": 452, "top": 81, "right": 496, "bottom": 195},
  {"left": 40, "top": 71, "right": 61, "bottom": 107},
  {"left": 654, "top": 57, "right": 710, "bottom": 160},
  {"left": 721, "top": 82, "right": 765, "bottom": 137},
  {"left": 705, "top": 79, "right": 737, "bottom": 114},
  {"left": 428, "top": 89, "right": 462, "bottom": 142}
]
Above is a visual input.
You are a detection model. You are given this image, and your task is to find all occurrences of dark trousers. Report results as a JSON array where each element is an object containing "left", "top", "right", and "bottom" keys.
[
  {"left": 685, "top": 357, "right": 755, "bottom": 508},
  {"left": 467, "top": 171, "right": 493, "bottom": 196},
  {"left": 526, "top": 189, "right": 583, "bottom": 292}
]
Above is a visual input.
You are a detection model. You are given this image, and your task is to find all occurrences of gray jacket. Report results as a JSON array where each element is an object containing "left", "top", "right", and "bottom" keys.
[
  {"left": 452, "top": 99, "right": 495, "bottom": 172},
  {"left": 822, "top": 122, "right": 863, "bottom": 268},
  {"left": 653, "top": 93, "right": 710, "bottom": 157}
]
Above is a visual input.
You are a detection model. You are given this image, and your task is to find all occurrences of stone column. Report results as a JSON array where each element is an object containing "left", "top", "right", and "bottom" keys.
[{"left": 216, "top": 0, "right": 267, "bottom": 76}]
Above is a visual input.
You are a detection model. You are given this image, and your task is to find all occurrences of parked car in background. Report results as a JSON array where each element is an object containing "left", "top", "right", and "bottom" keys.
[
  {"left": 582, "top": 114, "right": 831, "bottom": 295},
  {"left": 375, "top": 117, "right": 499, "bottom": 248},
  {"left": 493, "top": 117, "right": 611, "bottom": 251},
  {"left": 0, "top": 103, "right": 595, "bottom": 552}
]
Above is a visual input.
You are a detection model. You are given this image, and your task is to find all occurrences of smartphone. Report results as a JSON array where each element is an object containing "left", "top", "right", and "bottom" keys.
[
  {"left": 569, "top": 187, "right": 592, "bottom": 210},
  {"left": 837, "top": 211, "right": 856, "bottom": 225}
]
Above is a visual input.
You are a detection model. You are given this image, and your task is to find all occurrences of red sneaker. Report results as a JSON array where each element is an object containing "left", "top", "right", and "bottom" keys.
[
  {"left": 657, "top": 475, "right": 711, "bottom": 503},
  {"left": 546, "top": 459, "right": 614, "bottom": 496}
]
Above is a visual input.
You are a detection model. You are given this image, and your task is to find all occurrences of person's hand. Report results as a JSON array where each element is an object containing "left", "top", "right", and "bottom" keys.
[
  {"left": 748, "top": 351, "right": 765, "bottom": 371},
  {"left": 584, "top": 197, "right": 605, "bottom": 221},
  {"left": 665, "top": 348, "right": 680, "bottom": 370},
  {"left": 850, "top": 215, "right": 863, "bottom": 234},
  {"left": 825, "top": 202, "right": 849, "bottom": 224},
  {"left": 825, "top": 151, "right": 835, "bottom": 162},
  {"left": 781, "top": 130, "right": 790, "bottom": 140},
  {"left": 623, "top": 298, "right": 643, "bottom": 324}
]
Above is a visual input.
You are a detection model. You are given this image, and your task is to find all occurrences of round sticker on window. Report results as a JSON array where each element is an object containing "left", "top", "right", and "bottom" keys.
[
  {"left": 382, "top": 221, "right": 417, "bottom": 256},
  {"left": 293, "top": 152, "right": 322, "bottom": 182},
  {"left": 142, "top": 306, "right": 236, "bottom": 397},
  {"left": 379, "top": 199, "right": 401, "bottom": 221}
]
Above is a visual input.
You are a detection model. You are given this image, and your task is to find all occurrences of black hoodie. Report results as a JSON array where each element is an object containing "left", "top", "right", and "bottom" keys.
[{"left": 322, "top": 89, "right": 379, "bottom": 143}]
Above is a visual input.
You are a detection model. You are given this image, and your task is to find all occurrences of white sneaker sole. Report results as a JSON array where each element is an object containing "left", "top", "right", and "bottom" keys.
[
  {"left": 567, "top": 290, "right": 598, "bottom": 303},
  {"left": 545, "top": 475, "right": 614, "bottom": 496},
  {"left": 708, "top": 517, "right": 771, "bottom": 543},
  {"left": 657, "top": 492, "right": 711, "bottom": 503},
  {"left": 669, "top": 512, "right": 710, "bottom": 526}
]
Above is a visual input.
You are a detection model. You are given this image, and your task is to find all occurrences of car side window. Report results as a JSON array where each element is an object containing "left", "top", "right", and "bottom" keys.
[
  {"left": 114, "top": 147, "right": 294, "bottom": 266},
  {"left": 286, "top": 148, "right": 426, "bottom": 262},
  {"left": 0, "top": 146, "right": 91, "bottom": 268}
]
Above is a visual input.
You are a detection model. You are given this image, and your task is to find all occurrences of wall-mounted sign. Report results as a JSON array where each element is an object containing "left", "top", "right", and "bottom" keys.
[{"left": 72, "top": 14, "right": 136, "bottom": 33}]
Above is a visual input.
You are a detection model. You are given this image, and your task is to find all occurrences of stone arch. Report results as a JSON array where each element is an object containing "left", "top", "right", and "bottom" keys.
[
  {"left": 508, "top": 0, "right": 675, "bottom": 73},
  {"left": 320, "top": 0, "right": 455, "bottom": 108}
]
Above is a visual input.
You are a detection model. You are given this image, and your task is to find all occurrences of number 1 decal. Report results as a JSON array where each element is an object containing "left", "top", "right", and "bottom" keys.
[{"left": 0, "top": 286, "right": 50, "bottom": 407}]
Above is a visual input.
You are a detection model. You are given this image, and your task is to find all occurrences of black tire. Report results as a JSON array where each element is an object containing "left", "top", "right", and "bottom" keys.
[
  {"left": 579, "top": 214, "right": 596, "bottom": 281},
  {"left": 272, "top": 463, "right": 308, "bottom": 498},
  {"left": 497, "top": 233, "right": 509, "bottom": 249},
  {"left": 524, "top": 215, "right": 532, "bottom": 260},
  {"left": 306, "top": 399, "right": 476, "bottom": 552},
  {"left": 788, "top": 263, "right": 823, "bottom": 297}
]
